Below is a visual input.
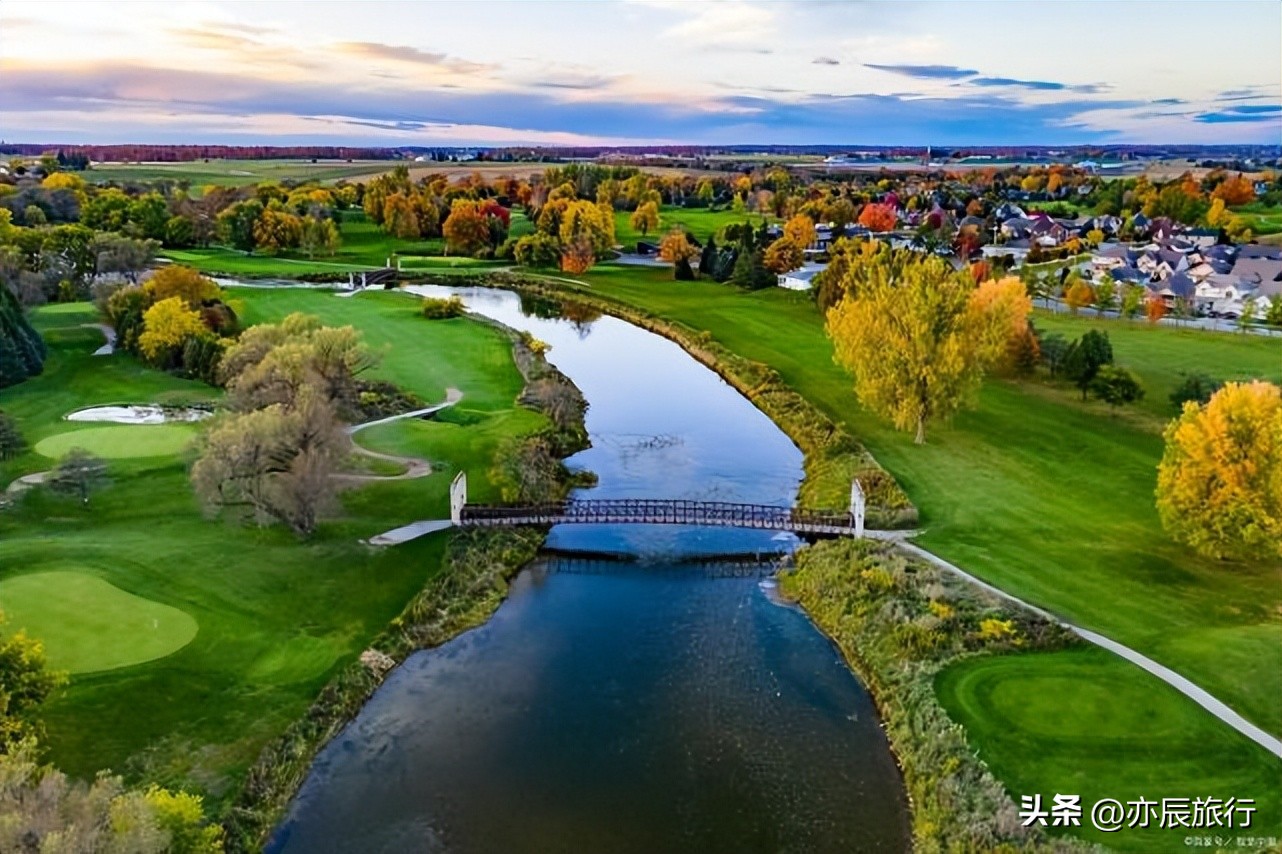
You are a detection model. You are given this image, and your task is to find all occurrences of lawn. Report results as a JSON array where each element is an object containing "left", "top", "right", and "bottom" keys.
[
  {"left": 613, "top": 205, "right": 775, "bottom": 248},
  {"left": 0, "top": 288, "right": 547, "bottom": 804},
  {"left": 936, "top": 647, "right": 1282, "bottom": 851},
  {"left": 0, "top": 571, "right": 198, "bottom": 674},
  {"left": 553, "top": 264, "right": 1282, "bottom": 738},
  {"left": 80, "top": 159, "right": 403, "bottom": 188},
  {"left": 1232, "top": 201, "right": 1282, "bottom": 236},
  {"left": 34, "top": 423, "right": 198, "bottom": 459}
]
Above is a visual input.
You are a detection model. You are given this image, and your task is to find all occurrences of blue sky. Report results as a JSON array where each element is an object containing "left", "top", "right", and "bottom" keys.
[{"left": 1, "top": 0, "right": 1279, "bottom": 146}]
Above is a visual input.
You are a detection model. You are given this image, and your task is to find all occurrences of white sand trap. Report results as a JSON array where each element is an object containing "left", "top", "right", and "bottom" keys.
[{"left": 66, "top": 405, "right": 212, "bottom": 424}]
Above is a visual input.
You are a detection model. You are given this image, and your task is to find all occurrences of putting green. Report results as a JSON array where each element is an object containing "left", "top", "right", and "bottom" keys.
[
  {"left": 0, "top": 571, "right": 198, "bottom": 674},
  {"left": 34, "top": 424, "right": 195, "bottom": 459}
]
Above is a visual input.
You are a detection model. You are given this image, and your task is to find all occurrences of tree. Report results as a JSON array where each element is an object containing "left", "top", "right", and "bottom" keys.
[
  {"left": 1064, "top": 277, "right": 1095, "bottom": 314},
  {"left": 216, "top": 199, "right": 263, "bottom": 254},
  {"left": 127, "top": 192, "right": 169, "bottom": 241},
  {"left": 252, "top": 208, "right": 302, "bottom": 254},
  {"left": 513, "top": 232, "right": 561, "bottom": 268},
  {"left": 1211, "top": 174, "right": 1255, "bottom": 206},
  {"left": 0, "top": 284, "right": 47, "bottom": 389},
  {"left": 138, "top": 297, "right": 209, "bottom": 366},
  {"left": 1145, "top": 294, "right": 1167, "bottom": 324},
  {"left": 826, "top": 257, "right": 1029, "bottom": 443},
  {"left": 1205, "top": 197, "right": 1230, "bottom": 228},
  {"left": 1090, "top": 365, "right": 1144, "bottom": 413},
  {"left": 658, "top": 228, "right": 698, "bottom": 263},
  {"left": 782, "top": 214, "right": 817, "bottom": 250},
  {"left": 1037, "top": 331, "right": 1071, "bottom": 377},
  {"left": 0, "top": 739, "right": 224, "bottom": 853},
  {"left": 857, "top": 203, "right": 897, "bottom": 232},
  {"left": 300, "top": 216, "right": 340, "bottom": 259},
  {"left": 443, "top": 199, "right": 491, "bottom": 256},
  {"left": 1120, "top": 284, "right": 1145, "bottom": 320},
  {"left": 1266, "top": 295, "right": 1282, "bottom": 327},
  {"left": 1061, "top": 329, "right": 1113, "bottom": 399},
  {"left": 559, "top": 237, "right": 596, "bottom": 274},
  {"left": 558, "top": 200, "right": 614, "bottom": 257},
  {"left": 1156, "top": 381, "right": 1282, "bottom": 560},
  {"left": 629, "top": 201, "right": 660, "bottom": 237},
  {"left": 1, "top": 616, "right": 65, "bottom": 748},
  {"left": 143, "top": 264, "right": 220, "bottom": 307},
  {"left": 763, "top": 237, "right": 803, "bottom": 274},
  {"left": 1093, "top": 278, "right": 1117, "bottom": 315},
  {"left": 1169, "top": 373, "right": 1223, "bottom": 411},
  {"left": 48, "top": 448, "right": 109, "bottom": 504},
  {"left": 0, "top": 410, "right": 25, "bottom": 460},
  {"left": 1085, "top": 228, "right": 1105, "bottom": 247}
]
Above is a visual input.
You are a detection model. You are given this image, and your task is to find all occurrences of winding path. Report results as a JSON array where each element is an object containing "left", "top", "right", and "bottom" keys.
[
  {"left": 86, "top": 323, "right": 116, "bottom": 356},
  {"left": 334, "top": 389, "right": 463, "bottom": 484},
  {"left": 898, "top": 542, "right": 1282, "bottom": 760}
]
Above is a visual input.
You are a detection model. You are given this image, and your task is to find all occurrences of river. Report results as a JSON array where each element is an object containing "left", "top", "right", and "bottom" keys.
[{"left": 267, "top": 284, "right": 910, "bottom": 853}]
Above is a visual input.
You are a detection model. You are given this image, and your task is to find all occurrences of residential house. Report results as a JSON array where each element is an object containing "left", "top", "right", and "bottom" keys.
[
  {"left": 983, "top": 239, "right": 1032, "bottom": 263},
  {"left": 777, "top": 265, "right": 825, "bottom": 291}
]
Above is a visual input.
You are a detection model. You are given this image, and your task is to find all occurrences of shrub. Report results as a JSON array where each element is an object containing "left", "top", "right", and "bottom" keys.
[{"left": 420, "top": 295, "right": 464, "bottom": 320}]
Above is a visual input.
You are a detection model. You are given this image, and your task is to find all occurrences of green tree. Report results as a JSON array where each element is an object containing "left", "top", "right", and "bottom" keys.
[
  {"left": 1090, "top": 365, "right": 1145, "bottom": 413},
  {"left": 513, "top": 232, "right": 562, "bottom": 268},
  {"left": 0, "top": 410, "right": 25, "bottom": 460},
  {"left": 127, "top": 192, "right": 169, "bottom": 241},
  {"left": 48, "top": 447, "right": 109, "bottom": 504},
  {"left": 1120, "top": 283, "right": 1145, "bottom": 320},
  {"left": 1093, "top": 278, "right": 1117, "bottom": 315},
  {"left": 1266, "top": 295, "right": 1282, "bottom": 327},
  {"left": 1169, "top": 373, "right": 1223, "bottom": 411},
  {"left": 216, "top": 199, "right": 263, "bottom": 254},
  {"left": 1062, "top": 330, "right": 1113, "bottom": 399}
]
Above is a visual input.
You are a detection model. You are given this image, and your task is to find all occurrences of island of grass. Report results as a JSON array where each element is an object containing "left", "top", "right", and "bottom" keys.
[
  {"left": 34, "top": 424, "right": 197, "bottom": 459},
  {"left": 0, "top": 288, "right": 550, "bottom": 809}
]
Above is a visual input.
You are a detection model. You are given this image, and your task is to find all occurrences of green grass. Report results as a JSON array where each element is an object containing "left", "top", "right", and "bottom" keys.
[
  {"left": 0, "top": 289, "right": 546, "bottom": 803},
  {"left": 79, "top": 159, "right": 402, "bottom": 188},
  {"left": 1231, "top": 202, "right": 1282, "bottom": 236},
  {"left": 0, "top": 571, "right": 198, "bottom": 674},
  {"left": 612, "top": 206, "right": 774, "bottom": 248},
  {"left": 34, "top": 424, "right": 197, "bottom": 459},
  {"left": 936, "top": 648, "right": 1282, "bottom": 851}
]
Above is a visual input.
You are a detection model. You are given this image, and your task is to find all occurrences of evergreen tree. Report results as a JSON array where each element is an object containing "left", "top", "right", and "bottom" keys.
[
  {"left": 0, "top": 285, "right": 46, "bottom": 389},
  {"left": 1062, "top": 329, "right": 1114, "bottom": 400},
  {"left": 699, "top": 235, "right": 717, "bottom": 278}
]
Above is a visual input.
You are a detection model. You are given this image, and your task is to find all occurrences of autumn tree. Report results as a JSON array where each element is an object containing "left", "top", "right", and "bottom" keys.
[
  {"left": 1205, "top": 197, "right": 1230, "bottom": 228},
  {"left": 300, "top": 216, "right": 340, "bottom": 258},
  {"left": 1145, "top": 294, "right": 1167, "bottom": 323},
  {"left": 826, "top": 257, "right": 1029, "bottom": 443},
  {"left": 253, "top": 208, "right": 303, "bottom": 254},
  {"left": 1064, "top": 277, "right": 1095, "bottom": 314},
  {"left": 1211, "top": 174, "right": 1255, "bottom": 206},
  {"left": 763, "top": 237, "right": 804, "bottom": 274},
  {"left": 443, "top": 199, "right": 491, "bottom": 256},
  {"left": 560, "top": 237, "right": 596, "bottom": 274},
  {"left": 0, "top": 614, "right": 66, "bottom": 748},
  {"left": 782, "top": 214, "right": 817, "bottom": 250},
  {"left": 143, "top": 265, "right": 220, "bottom": 308},
  {"left": 630, "top": 201, "right": 660, "bottom": 237},
  {"left": 1156, "top": 381, "right": 1282, "bottom": 560},
  {"left": 858, "top": 203, "right": 897, "bottom": 232},
  {"left": 216, "top": 199, "right": 263, "bottom": 254},
  {"left": 513, "top": 232, "right": 561, "bottom": 268},
  {"left": 1085, "top": 228, "right": 1105, "bottom": 247},
  {"left": 138, "top": 297, "right": 210, "bottom": 367}
]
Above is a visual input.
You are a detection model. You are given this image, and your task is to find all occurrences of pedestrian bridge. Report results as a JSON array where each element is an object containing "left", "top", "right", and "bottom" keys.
[{"left": 449, "top": 472, "right": 869, "bottom": 537}]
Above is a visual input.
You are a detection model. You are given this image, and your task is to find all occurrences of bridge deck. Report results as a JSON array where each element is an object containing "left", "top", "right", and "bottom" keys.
[{"left": 460, "top": 498, "right": 859, "bottom": 536}]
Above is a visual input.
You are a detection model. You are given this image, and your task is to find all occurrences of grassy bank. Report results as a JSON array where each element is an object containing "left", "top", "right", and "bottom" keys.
[
  {"left": 0, "top": 288, "right": 558, "bottom": 816},
  {"left": 783, "top": 539, "right": 1282, "bottom": 852}
]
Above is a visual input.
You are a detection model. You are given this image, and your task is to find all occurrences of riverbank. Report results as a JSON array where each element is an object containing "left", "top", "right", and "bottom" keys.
[
  {"left": 780, "top": 538, "right": 1088, "bottom": 852},
  {"left": 413, "top": 271, "right": 916, "bottom": 528},
  {"left": 221, "top": 300, "right": 592, "bottom": 852}
]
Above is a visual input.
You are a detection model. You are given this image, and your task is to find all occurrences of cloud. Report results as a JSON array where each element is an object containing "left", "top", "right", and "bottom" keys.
[
  {"left": 969, "top": 76, "right": 1065, "bottom": 91},
  {"left": 812, "top": 56, "right": 840, "bottom": 65},
  {"left": 335, "top": 42, "right": 494, "bottom": 74},
  {"left": 1223, "top": 104, "right": 1281, "bottom": 114},
  {"left": 864, "top": 63, "right": 978, "bottom": 79},
  {"left": 1193, "top": 108, "right": 1282, "bottom": 124},
  {"left": 171, "top": 27, "right": 262, "bottom": 51},
  {"left": 532, "top": 73, "right": 616, "bottom": 90},
  {"left": 660, "top": 1, "right": 775, "bottom": 47},
  {"left": 1151, "top": 98, "right": 1186, "bottom": 105}
]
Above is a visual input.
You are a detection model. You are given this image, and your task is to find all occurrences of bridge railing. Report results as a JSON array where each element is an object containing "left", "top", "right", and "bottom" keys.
[{"left": 459, "top": 498, "right": 857, "bottom": 532}]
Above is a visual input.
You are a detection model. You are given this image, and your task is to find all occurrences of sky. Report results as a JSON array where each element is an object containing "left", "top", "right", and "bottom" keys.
[{"left": 1, "top": 0, "right": 1279, "bottom": 147}]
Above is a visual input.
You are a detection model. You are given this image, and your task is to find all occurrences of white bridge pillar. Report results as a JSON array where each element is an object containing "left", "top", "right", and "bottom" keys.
[
  {"left": 850, "top": 478, "right": 866, "bottom": 538},
  {"left": 450, "top": 471, "right": 468, "bottom": 525}
]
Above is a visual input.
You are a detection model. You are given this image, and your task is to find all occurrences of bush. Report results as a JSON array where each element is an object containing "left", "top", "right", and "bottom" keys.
[
  {"left": 420, "top": 295, "right": 464, "bottom": 319},
  {"left": 0, "top": 410, "right": 26, "bottom": 460}
]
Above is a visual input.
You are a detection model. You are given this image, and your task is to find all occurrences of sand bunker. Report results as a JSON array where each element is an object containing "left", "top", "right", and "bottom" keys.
[{"left": 67, "top": 405, "right": 212, "bottom": 425}]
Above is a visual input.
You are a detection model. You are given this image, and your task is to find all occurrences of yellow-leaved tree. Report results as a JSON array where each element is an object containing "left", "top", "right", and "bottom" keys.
[
  {"left": 143, "top": 265, "right": 221, "bottom": 308},
  {"left": 629, "top": 201, "right": 660, "bottom": 237},
  {"left": 782, "top": 214, "right": 817, "bottom": 250},
  {"left": 826, "top": 257, "right": 1030, "bottom": 444},
  {"left": 138, "top": 297, "right": 208, "bottom": 365},
  {"left": 1156, "top": 381, "right": 1282, "bottom": 560}
]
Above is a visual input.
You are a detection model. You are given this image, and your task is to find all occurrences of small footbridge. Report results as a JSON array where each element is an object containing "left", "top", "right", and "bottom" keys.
[{"left": 449, "top": 472, "right": 870, "bottom": 538}]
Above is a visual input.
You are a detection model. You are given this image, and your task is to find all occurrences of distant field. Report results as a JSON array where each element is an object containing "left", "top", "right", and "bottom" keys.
[{"left": 613, "top": 205, "right": 774, "bottom": 247}]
